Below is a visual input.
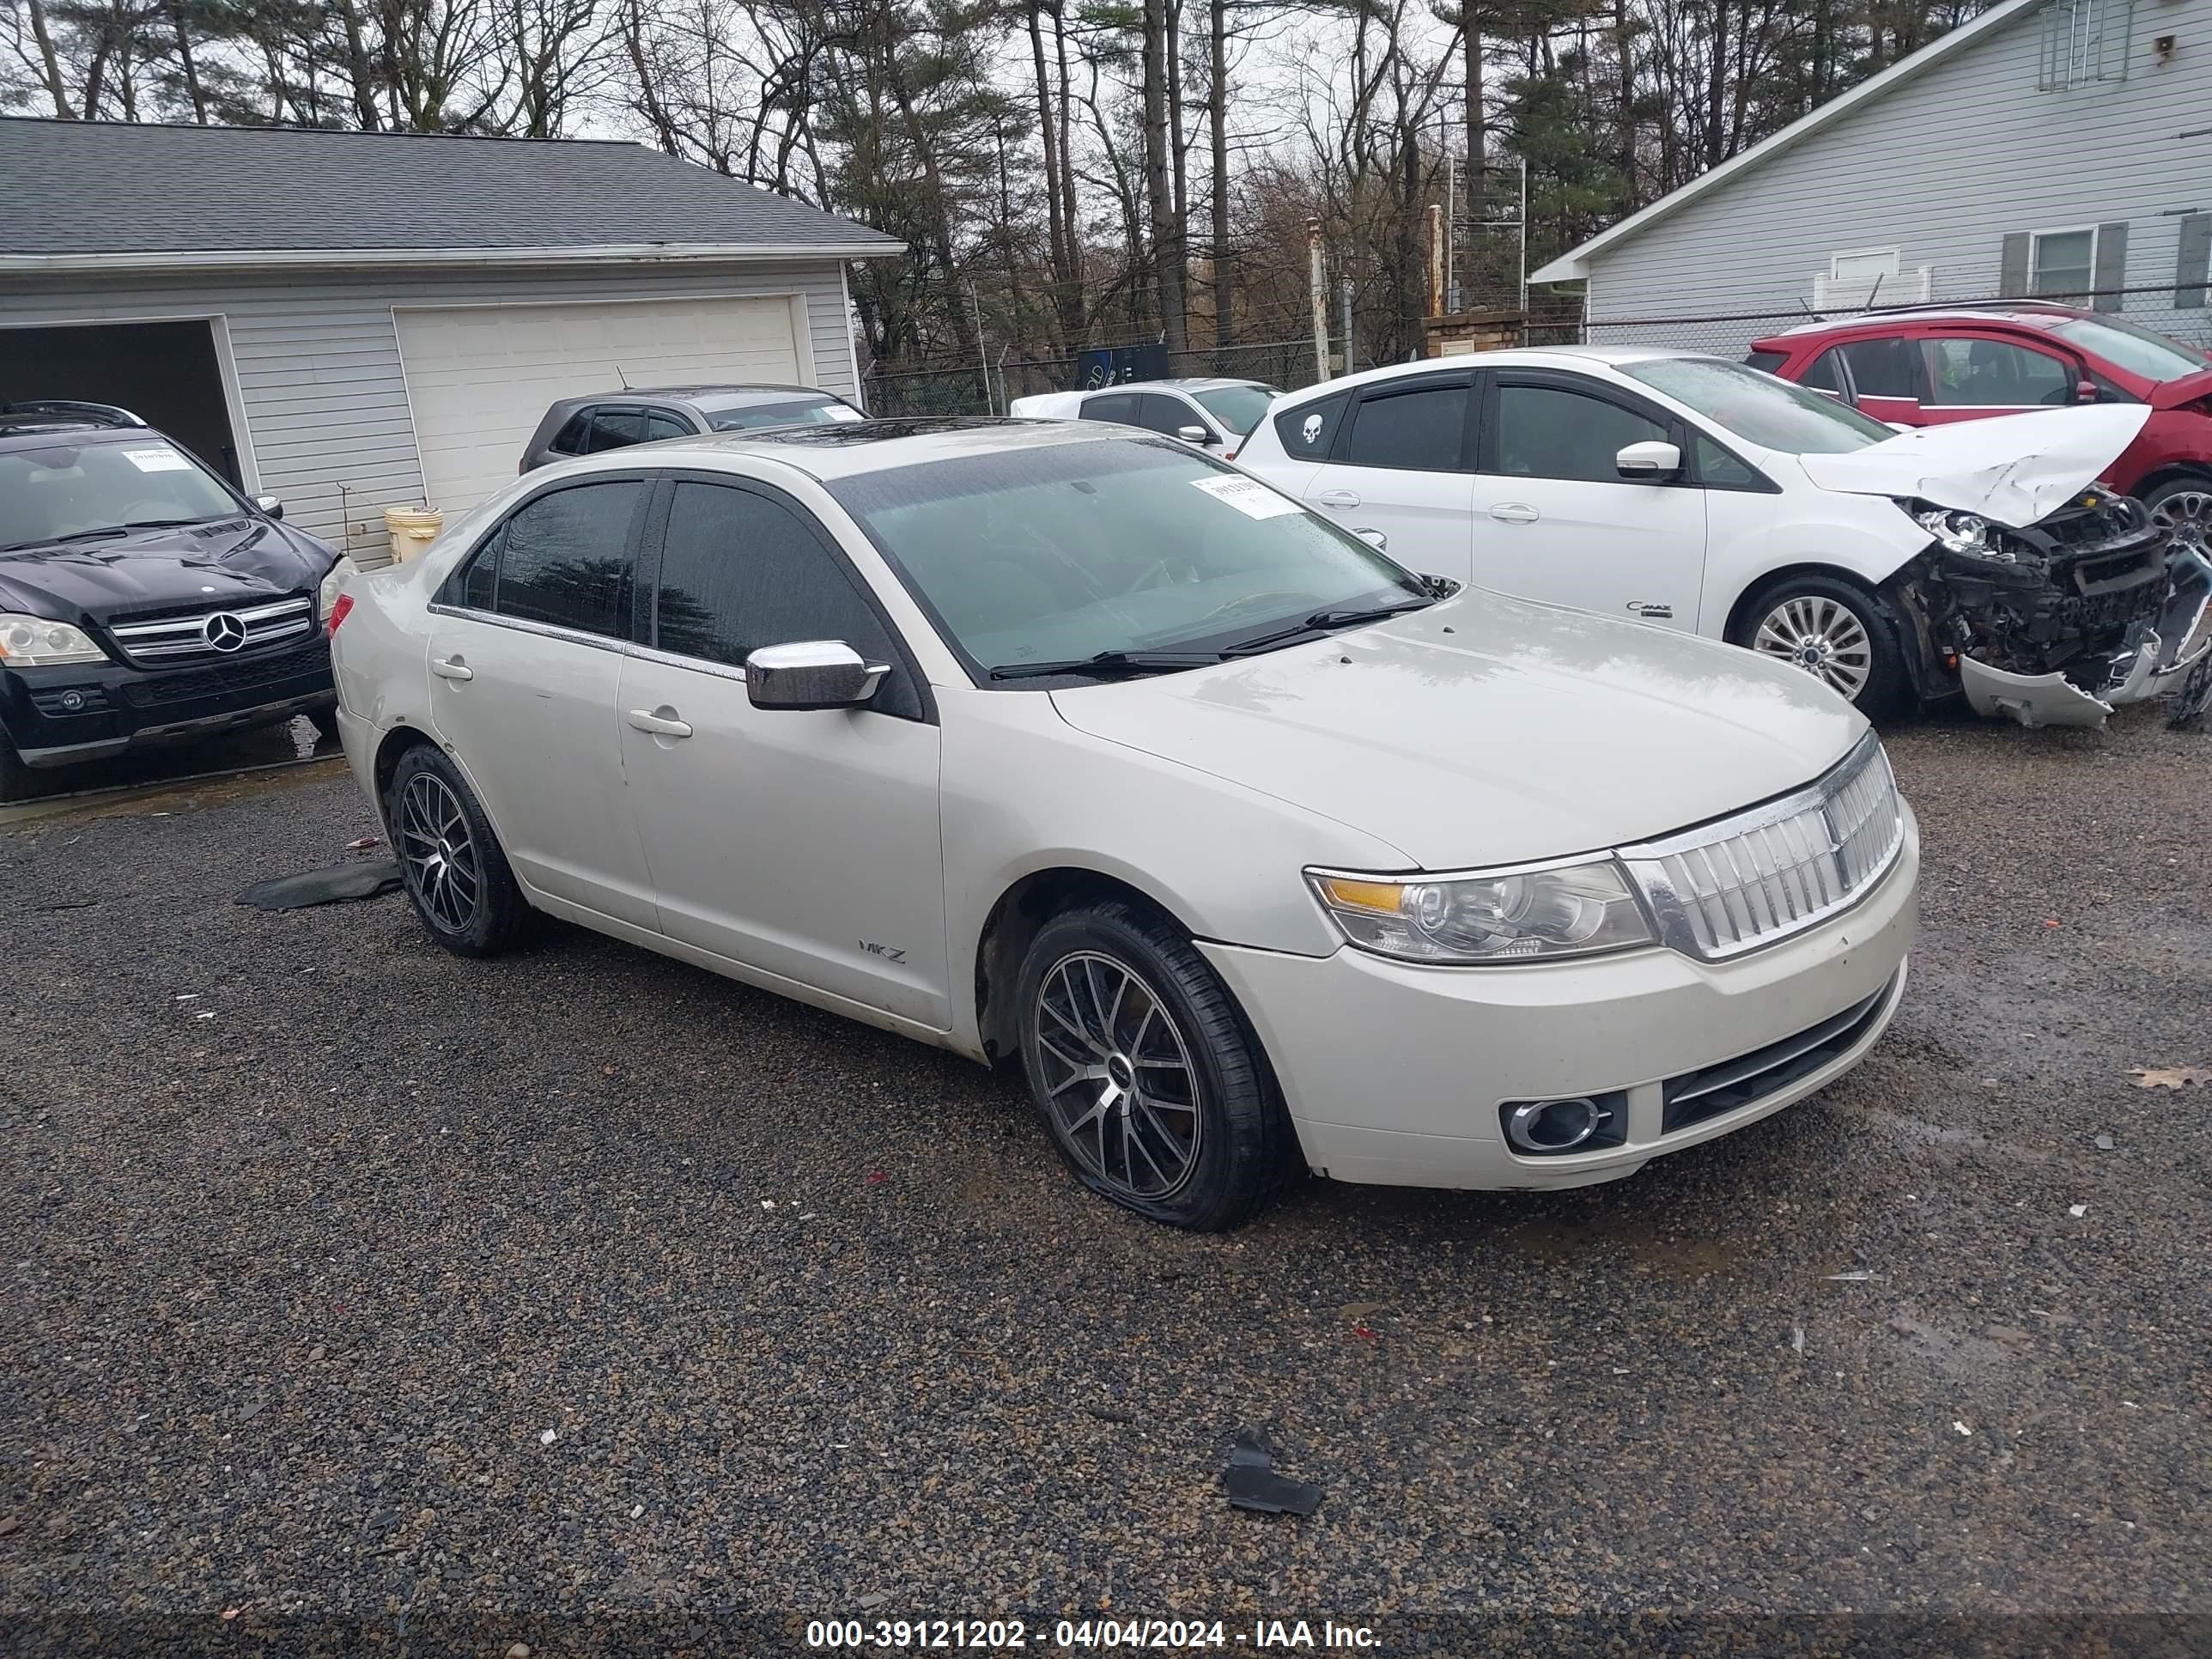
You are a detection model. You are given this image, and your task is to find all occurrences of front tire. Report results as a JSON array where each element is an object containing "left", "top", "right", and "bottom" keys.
[
  {"left": 1731, "top": 573, "right": 1910, "bottom": 717},
  {"left": 385, "top": 745, "right": 532, "bottom": 957},
  {"left": 1015, "top": 898, "right": 1291, "bottom": 1231}
]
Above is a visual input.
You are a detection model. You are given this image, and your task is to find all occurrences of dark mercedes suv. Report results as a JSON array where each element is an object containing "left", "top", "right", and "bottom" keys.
[{"left": 0, "top": 402, "right": 347, "bottom": 800}]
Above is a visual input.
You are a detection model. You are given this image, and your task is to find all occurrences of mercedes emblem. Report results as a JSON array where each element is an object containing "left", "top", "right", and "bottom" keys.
[{"left": 203, "top": 611, "right": 248, "bottom": 653}]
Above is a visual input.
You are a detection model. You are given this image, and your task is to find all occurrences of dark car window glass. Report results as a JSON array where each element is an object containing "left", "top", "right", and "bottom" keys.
[
  {"left": 1799, "top": 350, "right": 1842, "bottom": 394},
  {"left": 1082, "top": 392, "right": 1143, "bottom": 426},
  {"left": 1838, "top": 337, "right": 1923, "bottom": 400},
  {"left": 1345, "top": 383, "right": 1468, "bottom": 471},
  {"left": 460, "top": 528, "right": 501, "bottom": 609},
  {"left": 1493, "top": 385, "right": 1665, "bottom": 482},
  {"left": 1274, "top": 392, "right": 1348, "bottom": 459},
  {"left": 585, "top": 410, "right": 647, "bottom": 452},
  {"left": 653, "top": 482, "right": 915, "bottom": 717},
  {"left": 0, "top": 437, "right": 240, "bottom": 549},
  {"left": 1925, "top": 337, "right": 2075, "bottom": 407},
  {"left": 548, "top": 414, "right": 591, "bottom": 455},
  {"left": 1694, "top": 434, "right": 1762, "bottom": 488},
  {"left": 645, "top": 412, "right": 693, "bottom": 442},
  {"left": 1744, "top": 350, "right": 1788, "bottom": 374},
  {"left": 1138, "top": 394, "right": 1203, "bottom": 437},
  {"left": 488, "top": 480, "right": 642, "bottom": 637}
]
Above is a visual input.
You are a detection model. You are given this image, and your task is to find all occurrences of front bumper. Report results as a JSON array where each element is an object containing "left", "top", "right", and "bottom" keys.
[
  {"left": 0, "top": 636, "right": 335, "bottom": 767},
  {"left": 1200, "top": 808, "right": 1918, "bottom": 1190}
]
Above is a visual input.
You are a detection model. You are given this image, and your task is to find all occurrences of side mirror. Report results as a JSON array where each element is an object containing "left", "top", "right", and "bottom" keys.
[
  {"left": 1614, "top": 440, "right": 1682, "bottom": 483},
  {"left": 1354, "top": 527, "right": 1389, "bottom": 551},
  {"left": 2075, "top": 380, "right": 2100, "bottom": 404},
  {"left": 254, "top": 494, "right": 285, "bottom": 520},
  {"left": 1176, "top": 423, "right": 1219, "bottom": 447},
  {"left": 744, "top": 640, "right": 889, "bottom": 711}
]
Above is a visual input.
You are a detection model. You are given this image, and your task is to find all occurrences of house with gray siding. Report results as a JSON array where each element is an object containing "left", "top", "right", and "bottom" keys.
[
  {"left": 1531, "top": 0, "right": 2212, "bottom": 357},
  {"left": 0, "top": 119, "right": 901, "bottom": 553}
]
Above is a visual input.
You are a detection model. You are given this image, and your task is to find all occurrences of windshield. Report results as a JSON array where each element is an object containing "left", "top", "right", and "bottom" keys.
[
  {"left": 2049, "top": 316, "right": 2211, "bottom": 383},
  {"left": 707, "top": 398, "right": 864, "bottom": 432},
  {"left": 1621, "top": 356, "right": 1897, "bottom": 453},
  {"left": 0, "top": 437, "right": 241, "bottom": 549},
  {"left": 828, "top": 437, "right": 1427, "bottom": 680},
  {"left": 1190, "top": 384, "right": 1280, "bottom": 436}
]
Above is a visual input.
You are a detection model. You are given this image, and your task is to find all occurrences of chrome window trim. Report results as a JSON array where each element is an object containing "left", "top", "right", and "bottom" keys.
[{"left": 425, "top": 601, "right": 630, "bottom": 658}]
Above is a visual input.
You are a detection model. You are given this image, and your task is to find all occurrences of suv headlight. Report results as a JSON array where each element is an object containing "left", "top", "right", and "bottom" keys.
[
  {"left": 1910, "top": 502, "right": 2004, "bottom": 558},
  {"left": 0, "top": 613, "right": 107, "bottom": 667},
  {"left": 1307, "top": 859, "right": 1656, "bottom": 964},
  {"left": 319, "top": 555, "right": 359, "bottom": 623}
]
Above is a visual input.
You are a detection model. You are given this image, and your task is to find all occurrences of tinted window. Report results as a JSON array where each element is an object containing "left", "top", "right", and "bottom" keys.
[
  {"left": 1138, "top": 394, "right": 1203, "bottom": 437},
  {"left": 1925, "top": 337, "right": 2075, "bottom": 407},
  {"left": 1743, "top": 350, "right": 1788, "bottom": 374},
  {"left": 1694, "top": 434, "right": 1762, "bottom": 489},
  {"left": 1799, "top": 350, "right": 1843, "bottom": 394},
  {"left": 653, "top": 482, "right": 915, "bottom": 717},
  {"left": 1274, "top": 392, "right": 1349, "bottom": 458},
  {"left": 548, "top": 413, "right": 590, "bottom": 455},
  {"left": 1493, "top": 384, "right": 1665, "bottom": 482},
  {"left": 1081, "top": 393, "right": 1142, "bottom": 426},
  {"left": 1345, "top": 382, "right": 1467, "bottom": 471},
  {"left": 586, "top": 410, "right": 646, "bottom": 452},
  {"left": 1838, "top": 337, "right": 1924, "bottom": 400},
  {"left": 476, "top": 480, "right": 643, "bottom": 637},
  {"left": 645, "top": 411, "right": 693, "bottom": 441}
]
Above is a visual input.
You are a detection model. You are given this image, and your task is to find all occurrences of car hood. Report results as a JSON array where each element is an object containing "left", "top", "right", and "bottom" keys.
[
  {"left": 0, "top": 517, "right": 333, "bottom": 622},
  {"left": 1795, "top": 404, "right": 2151, "bottom": 526},
  {"left": 1047, "top": 591, "right": 1867, "bottom": 870},
  {"left": 2149, "top": 367, "right": 2212, "bottom": 412}
]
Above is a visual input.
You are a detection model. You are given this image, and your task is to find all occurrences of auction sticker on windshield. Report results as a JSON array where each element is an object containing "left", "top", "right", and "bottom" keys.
[
  {"left": 121, "top": 446, "right": 195, "bottom": 472},
  {"left": 1190, "top": 473, "right": 1301, "bottom": 520}
]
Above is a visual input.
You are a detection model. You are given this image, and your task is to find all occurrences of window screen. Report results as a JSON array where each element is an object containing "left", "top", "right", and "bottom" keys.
[
  {"left": 1274, "top": 392, "right": 1349, "bottom": 459},
  {"left": 586, "top": 409, "right": 646, "bottom": 452},
  {"left": 1344, "top": 382, "right": 1467, "bottom": 471},
  {"left": 653, "top": 483, "right": 917, "bottom": 718},
  {"left": 479, "top": 480, "right": 642, "bottom": 637},
  {"left": 1492, "top": 385, "right": 1665, "bottom": 483}
]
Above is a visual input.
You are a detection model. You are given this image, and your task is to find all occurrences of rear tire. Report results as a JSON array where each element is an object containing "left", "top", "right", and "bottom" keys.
[
  {"left": 1730, "top": 573, "right": 1911, "bottom": 718},
  {"left": 384, "top": 745, "right": 532, "bottom": 957},
  {"left": 1015, "top": 898, "right": 1291, "bottom": 1231}
]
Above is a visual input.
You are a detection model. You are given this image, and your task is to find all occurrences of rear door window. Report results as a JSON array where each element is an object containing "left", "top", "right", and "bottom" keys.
[
  {"left": 548, "top": 412, "right": 591, "bottom": 455},
  {"left": 453, "top": 479, "right": 647, "bottom": 639},
  {"left": 1799, "top": 350, "right": 1844, "bottom": 395},
  {"left": 644, "top": 411, "right": 694, "bottom": 442},
  {"left": 585, "top": 409, "right": 648, "bottom": 452},
  {"left": 1838, "top": 337, "right": 1927, "bottom": 401},
  {"left": 1342, "top": 380, "right": 1469, "bottom": 472}
]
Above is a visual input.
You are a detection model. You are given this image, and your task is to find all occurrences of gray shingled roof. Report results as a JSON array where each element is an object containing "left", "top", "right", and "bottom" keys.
[{"left": 0, "top": 118, "right": 902, "bottom": 258}]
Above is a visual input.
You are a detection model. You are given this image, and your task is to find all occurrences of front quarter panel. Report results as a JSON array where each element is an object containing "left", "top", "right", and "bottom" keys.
[{"left": 1699, "top": 459, "right": 1928, "bottom": 635}]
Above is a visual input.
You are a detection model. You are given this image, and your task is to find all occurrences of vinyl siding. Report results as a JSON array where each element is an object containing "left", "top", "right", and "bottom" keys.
[
  {"left": 1581, "top": 0, "right": 2212, "bottom": 356},
  {"left": 0, "top": 261, "right": 860, "bottom": 552}
]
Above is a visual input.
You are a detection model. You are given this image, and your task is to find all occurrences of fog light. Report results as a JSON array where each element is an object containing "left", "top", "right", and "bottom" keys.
[{"left": 1499, "top": 1091, "right": 1628, "bottom": 1155}]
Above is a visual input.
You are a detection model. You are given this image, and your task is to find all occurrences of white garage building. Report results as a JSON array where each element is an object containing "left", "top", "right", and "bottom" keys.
[{"left": 0, "top": 118, "right": 901, "bottom": 552}]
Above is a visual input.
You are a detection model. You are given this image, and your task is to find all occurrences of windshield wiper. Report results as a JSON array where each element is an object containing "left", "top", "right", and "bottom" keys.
[
  {"left": 118, "top": 517, "right": 212, "bottom": 531},
  {"left": 988, "top": 648, "right": 1224, "bottom": 681},
  {"left": 1221, "top": 595, "right": 1436, "bottom": 657},
  {"left": 0, "top": 526, "right": 131, "bottom": 553}
]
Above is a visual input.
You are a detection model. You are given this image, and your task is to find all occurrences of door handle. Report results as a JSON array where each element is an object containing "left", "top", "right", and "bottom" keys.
[
  {"left": 626, "top": 707, "right": 693, "bottom": 738},
  {"left": 1315, "top": 489, "right": 1362, "bottom": 509},
  {"left": 1489, "top": 502, "right": 1540, "bottom": 525},
  {"left": 431, "top": 655, "right": 474, "bottom": 681}
]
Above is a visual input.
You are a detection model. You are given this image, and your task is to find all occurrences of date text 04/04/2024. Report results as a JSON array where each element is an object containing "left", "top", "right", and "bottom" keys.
[{"left": 804, "top": 1619, "right": 1381, "bottom": 1649}]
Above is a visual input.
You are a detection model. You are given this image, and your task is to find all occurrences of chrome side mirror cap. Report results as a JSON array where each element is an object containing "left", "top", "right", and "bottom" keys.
[
  {"left": 744, "top": 640, "right": 889, "bottom": 711},
  {"left": 254, "top": 494, "right": 285, "bottom": 520},
  {"left": 1615, "top": 440, "right": 1682, "bottom": 483}
]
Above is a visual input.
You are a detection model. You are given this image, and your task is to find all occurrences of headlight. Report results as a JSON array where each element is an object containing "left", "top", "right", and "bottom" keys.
[
  {"left": 318, "top": 555, "right": 360, "bottom": 623},
  {"left": 0, "top": 613, "right": 107, "bottom": 666},
  {"left": 1307, "top": 859, "right": 1656, "bottom": 964},
  {"left": 1911, "top": 502, "right": 2005, "bottom": 558}
]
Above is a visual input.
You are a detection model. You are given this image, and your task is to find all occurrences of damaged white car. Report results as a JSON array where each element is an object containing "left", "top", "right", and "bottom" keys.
[{"left": 1237, "top": 348, "right": 2212, "bottom": 726}]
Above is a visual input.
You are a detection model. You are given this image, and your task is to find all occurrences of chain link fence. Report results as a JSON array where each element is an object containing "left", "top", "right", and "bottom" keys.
[{"left": 863, "top": 337, "right": 1381, "bottom": 418}]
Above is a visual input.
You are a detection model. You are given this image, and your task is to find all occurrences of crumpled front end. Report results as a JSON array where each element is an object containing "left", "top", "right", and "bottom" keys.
[{"left": 1899, "top": 489, "right": 2210, "bottom": 728}]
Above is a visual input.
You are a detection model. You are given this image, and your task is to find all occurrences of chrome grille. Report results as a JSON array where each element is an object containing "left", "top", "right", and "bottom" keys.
[
  {"left": 107, "top": 596, "right": 314, "bottom": 665},
  {"left": 1619, "top": 732, "right": 1905, "bottom": 962}
]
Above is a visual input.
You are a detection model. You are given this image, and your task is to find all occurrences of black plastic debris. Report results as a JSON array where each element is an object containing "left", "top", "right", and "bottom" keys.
[
  {"left": 1224, "top": 1427, "right": 1322, "bottom": 1516},
  {"left": 236, "top": 859, "right": 403, "bottom": 911}
]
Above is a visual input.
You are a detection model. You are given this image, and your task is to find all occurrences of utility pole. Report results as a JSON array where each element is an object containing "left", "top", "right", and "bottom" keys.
[
  {"left": 1339, "top": 279, "right": 1355, "bottom": 375},
  {"left": 1309, "top": 219, "right": 1330, "bottom": 382}
]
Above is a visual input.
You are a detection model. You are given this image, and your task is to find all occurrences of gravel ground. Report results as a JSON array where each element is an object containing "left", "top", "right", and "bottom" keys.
[{"left": 3, "top": 708, "right": 2208, "bottom": 1653}]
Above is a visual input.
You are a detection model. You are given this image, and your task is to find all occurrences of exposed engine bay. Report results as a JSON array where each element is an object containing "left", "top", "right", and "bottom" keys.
[{"left": 1892, "top": 490, "right": 2212, "bottom": 728}]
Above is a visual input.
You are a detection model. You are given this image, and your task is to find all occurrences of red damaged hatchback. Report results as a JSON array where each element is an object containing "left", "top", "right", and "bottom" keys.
[{"left": 1748, "top": 303, "right": 2212, "bottom": 557}]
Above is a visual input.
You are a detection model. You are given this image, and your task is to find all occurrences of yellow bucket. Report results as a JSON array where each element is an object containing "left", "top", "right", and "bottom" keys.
[{"left": 383, "top": 506, "right": 444, "bottom": 565}]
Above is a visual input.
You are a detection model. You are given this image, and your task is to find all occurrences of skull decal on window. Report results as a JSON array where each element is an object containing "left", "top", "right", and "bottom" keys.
[{"left": 1301, "top": 413, "right": 1324, "bottom": 447}]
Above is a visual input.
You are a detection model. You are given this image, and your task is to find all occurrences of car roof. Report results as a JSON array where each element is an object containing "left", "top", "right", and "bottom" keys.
[
  {"left": 545, "top": 416, "right": 1148, "bottom": 483},
  {"left": 1754, "top": 305, "right": 2081, "bottom": 342}
]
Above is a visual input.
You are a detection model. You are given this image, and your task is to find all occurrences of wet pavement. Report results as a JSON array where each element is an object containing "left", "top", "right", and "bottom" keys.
[{"left": 1, "top": 705, "right": 2206, "bottom": 1651}]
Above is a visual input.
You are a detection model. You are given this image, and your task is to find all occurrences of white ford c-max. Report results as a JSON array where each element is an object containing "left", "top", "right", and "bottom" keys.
[{"left": 329, "top": 419, "right": 1917, "bottom": 1230}]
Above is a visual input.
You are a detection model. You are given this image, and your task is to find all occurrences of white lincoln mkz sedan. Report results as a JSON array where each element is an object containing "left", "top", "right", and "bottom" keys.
[{"left": 329, "top": 418, "right": 1917, "bottom": 1230}]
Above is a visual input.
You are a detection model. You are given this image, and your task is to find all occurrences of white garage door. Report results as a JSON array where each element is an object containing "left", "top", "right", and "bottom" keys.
[{"left": 394, "top": 295, "right": 806, "bottom": 514}]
